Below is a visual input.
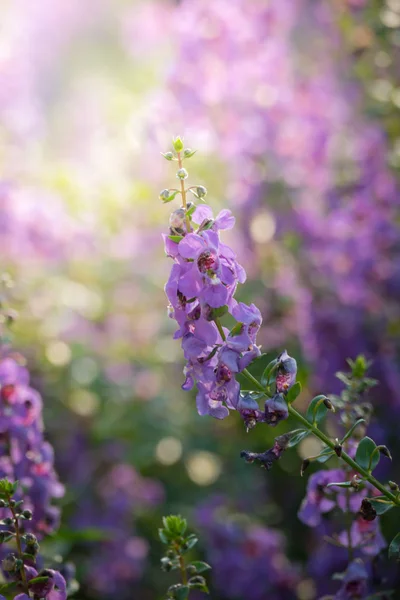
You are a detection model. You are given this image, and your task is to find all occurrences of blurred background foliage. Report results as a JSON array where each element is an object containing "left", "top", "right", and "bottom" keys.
[{"left": 1, "top": 0, "right": 400, "bottom": 598}]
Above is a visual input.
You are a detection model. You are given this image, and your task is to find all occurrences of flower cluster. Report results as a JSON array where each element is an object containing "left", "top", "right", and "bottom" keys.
[
  {"left": 0, "top": 478, "right": 67, "bottom": 600},
  {"left": 161, "top": 145, "right": 400, "bottom": 599},
  {"left": 163, "top": 138, "right": 262, "bottom": 420},
  {"left": 0, "top": 353, "right": 64, "bottom": 537}
]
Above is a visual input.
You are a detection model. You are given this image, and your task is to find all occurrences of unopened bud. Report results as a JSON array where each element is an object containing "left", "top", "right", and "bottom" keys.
[
  {"left": 22, "top": 509, "right": 32, "bottom": 520},
  {"left": 183, "top": 148, "right": 196, "bottom": 158},
  {"left": 162, "top": 151, "right": 174, "bottom": 161},
  {"left": 176, "top": 168, "right": 188, "bottom": 180},
  {"left": 2, "top": 553, "right": 16, "bottom": 572},
  {"left": 24, "top": 533, "right": 38, "bottom": 546},
  {"left": 159, "top": 189, "right": 170, "bottom": 201},
  {"left": 169, "top": 208, "right": 186, "bottom": 233},
  {"left": 196, "top": 185, "right": 207, "bottom": 198},
  {"left": 161, "top": 557, "right": 173, "bottom": 572},
  {"left": 378, "top": 445, "right": 392, "bottom": 460},
  {"left": 172, "top": 137, "right": 184, "bottom": 153},
  {"left": 351, "top": 475, "right": 362, "bottom": 489},
  {"left": 359, "top": 498, "right": 376, "bottom": 522},
  {"left": 389, "top": 481, "right": 399, "bottom": 491},
  {"left": 301, "top": 459, "right": 310, "bottom": 476},
  {"left": 334, "top": 443, "right": 343, "bottom": 457},
  {"left": 323, "top": 398, "right": 335, "bottom": 412}
]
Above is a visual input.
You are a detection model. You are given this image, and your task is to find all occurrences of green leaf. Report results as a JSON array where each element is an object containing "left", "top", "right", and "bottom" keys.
[
  {"left": 163, "top": 515, "right": 187, "bottom": 536},
  {"left": 184, "top": 534, "right": 198, "bottom": 550},
  {"left": 326, "top": 481, "right": 353, "bottom": 489},
  {"left": 186, "top": 204, "right": 197, "bottom": 217},
  {"left": 260, "top": 359, "right": 278, "bottom": 387},
  {"left": 388, "top": 532, "right": 400, "bottom": 560},
  {"left": 306, "top": 395, "right": 328, "bottom": 424},
  {"left": 208, "top": 305, "right": 228, "bottom": 320},
  {"left": 161, "top": 190, "right": 180, "bottom": 204},
  {"left": 159, "top": 528, "right": 169, "bottom": 544},
  {"left": 286, "top": 429, "right": 309, "bottom": 448},
  {"left": 175, "top": 585, "right": 189, "bottom": 600},
  {"left": 0, "top": 478, "right": 18, "bottom": 498},
  {"left": 168, "top": 235, "right": 184, "bottom": 243},
  {"left": 341, "top": 419, "right": 366, "bottom": 444},
  {"left": 188, "top": 561, "right": 211, "bottom": 574},
  {"left": 161, "top": 152, "right": 175, "bottom": 161},
  {"left": 188, "top": 576, "right": 209, "bottom": 593},
  {"left": 367, "top": 497, "right": 395, "bottom": 516},
  {"left": 355, "top": 437, "right": 379, "bottom": 472},
  {"left": 29, "top": 576, "right": 50, "bottom": 586},
  {"left": 183, "top": 149, "right": 197, "bottom": 159},
  {"left": 229, "top": 323, "right": 243, "bottom": 337},
  {"left": 315, "top": 447, "right": 335, "bottom": 464},
  {"left": 286, "top": 382, "right": 302, "bottom": 404}
]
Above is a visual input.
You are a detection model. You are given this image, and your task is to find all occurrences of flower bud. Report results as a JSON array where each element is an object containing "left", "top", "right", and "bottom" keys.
[
  {"left": 378, "top": 445, "right": 392, "bottom": 460},
  {"left": 159, "top": 189, "right": 171, "bottom": 201},
  {"left": 276, "top": 350, "right": 297, "bottom": 394},
  {"left": 334, "top": 442, "right": 343, "bottom": 457},
  {"left": 0, "top": 499, "right": 6, "bottom": 508},
  {"left": 176, "top": 168, "right": 188, "bottom": 180},
  {"left": 264, "top": 393, "right": 289, "bottom": 426},
  {"left": 169, "top": 208, "right": 186, "bottom": 234},
  {"left": 389, "top": 481, "right": 399, "bottom": 491},
  {"left": 172, "top": 137, "right": 184, "bottom": 153},
  {"left": 351, "top": 475, "right": 362, "bottom": 489},
  {"left": 184, "top": 148, "right": 196, "bottom": 158},
  {"left": 196, "top": 185, "right": 207, "bottom": 198},
  {"left": 359, "top": 498, "right": 376, "bottom": 521},
  {"left": 162, "top": 151, "right": 174, "bottom": 161},
  {"left": 2, "top": 517, "right": 13, "bottom": 526},
  {"left": 323, "top": 398, "right": 335, "bottom": 411},
  {"left": 2, "top": 553, "right": 17, "bottom": 572},
  {"left": 161, "top": 557, "right": 173, "bottom": 572},
  {"left": 22, "top": 509, "right": 32, "bottom": 520},
  {"left": 301, "top": 459, "right": 310, "bottom": 476}
]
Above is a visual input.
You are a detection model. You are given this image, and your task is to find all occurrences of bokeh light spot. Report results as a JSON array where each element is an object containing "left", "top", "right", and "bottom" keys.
[
  {"left": 155, "top": 437, "right": 183, "bottom": 465},
  {"left": 185, "top": 451, "right": 222, "bottom": 486}
]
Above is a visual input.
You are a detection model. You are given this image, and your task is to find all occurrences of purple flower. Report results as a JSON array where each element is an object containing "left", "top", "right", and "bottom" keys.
[
  {"left": 28, "top": 569, "right": 67, "bottom": 600},
  {"left": 237, "top": 394, "right": 265, "bottom": 429},
  {"left": 177, "top": 230, "right": 242, "bottom": 308},
  {"left": 298, "top": 469, "right": 347, "bottom": 527},
  {"left": 0, "top": 354, "right": 64, "bottom": 537},
  {"left": 337, "top": 516, "right": 386, "bottom": 557},
  {"left": 264, "top": 393, "right": 288, "bottom": 426},
  {"left": 241, "top": 432, "right": 291, "bottom": 470},
  {"left": 333, "top": 560, "right": 369, "bottom": 599},
  {"left": 275, "top": 350, "right": 297, "bottom": 394},
  {"left": 164, "top": 201, "right": 262, "bottom": 420}
]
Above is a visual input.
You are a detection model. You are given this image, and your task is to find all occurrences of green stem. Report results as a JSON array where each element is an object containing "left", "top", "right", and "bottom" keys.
[
  {"left": 240, "top": 368, "right": 400, "bottom": 506},
  {"left": 6, "top": 494, "right": 29, "bottom": 596},
  {"left": 177, "top": 152, "right": 191, "bottom": 233},
  {"left": 288, "top": 405, "right": 399, "bottom": 505}
]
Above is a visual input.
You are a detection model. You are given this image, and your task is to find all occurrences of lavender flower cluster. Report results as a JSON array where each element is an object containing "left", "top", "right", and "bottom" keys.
[
  {"left": 0, "top": 283, "right": 71, "bottom": 599},
  {"left": 164, "top": 139, "right": 262, "bottom": 420},
  {"left": 0, "top": 353, "right": 64, "bottom": 537},
  {"left": 161, "top": 143, "right": 400, "bottom": 599}
]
